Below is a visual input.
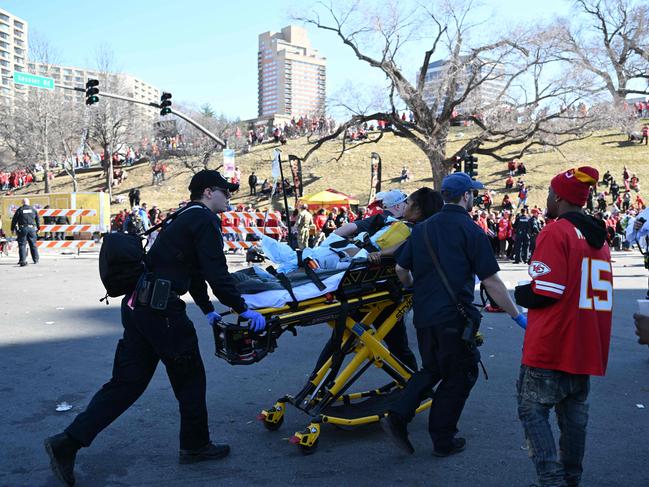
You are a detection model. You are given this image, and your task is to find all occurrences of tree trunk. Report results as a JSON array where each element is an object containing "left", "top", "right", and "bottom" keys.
[{"left": 424, "top": 130, "right": 451, "bottom": 189}]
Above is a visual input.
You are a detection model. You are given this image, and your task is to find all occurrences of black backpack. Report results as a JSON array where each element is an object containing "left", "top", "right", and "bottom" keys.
[
  {"left": 99, "top": 204, "right": 203, "bottom": 301},
  {"left": 99, "top": 232, "right": 148, "bottom": 299}
]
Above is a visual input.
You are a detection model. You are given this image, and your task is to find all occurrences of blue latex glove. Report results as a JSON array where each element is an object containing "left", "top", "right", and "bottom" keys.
[
  {"left": 513, "top": 313, "right": 527, "bottom": 330},
  {"left": 240, "top": 309, "right": 266, "bottom": 332},
  {"left": 206, "top": 311, "right": 222, "bottom": 327}
]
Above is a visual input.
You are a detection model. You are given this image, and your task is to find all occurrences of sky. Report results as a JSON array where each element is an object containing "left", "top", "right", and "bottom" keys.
[{"left": 3, "top": 0, "right": 570, "bottom": 120}]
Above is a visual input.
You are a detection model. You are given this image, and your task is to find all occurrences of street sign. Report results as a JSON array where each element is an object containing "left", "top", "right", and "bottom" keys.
[{"left": 13, "top": 71, "right": 55, "bottom": 90}]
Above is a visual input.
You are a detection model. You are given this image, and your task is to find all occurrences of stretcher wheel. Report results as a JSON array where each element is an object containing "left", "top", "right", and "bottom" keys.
[
  {"left": 263, "top": 415, "right": 284, "bottom": 431},
  {"left": 298, "top": 439, "right": 319, "bottom": 455}
]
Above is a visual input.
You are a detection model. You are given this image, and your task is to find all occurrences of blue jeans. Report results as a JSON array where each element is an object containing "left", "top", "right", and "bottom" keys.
[{"left": 517, "top": 365, "right": 590, "bottom": 487}]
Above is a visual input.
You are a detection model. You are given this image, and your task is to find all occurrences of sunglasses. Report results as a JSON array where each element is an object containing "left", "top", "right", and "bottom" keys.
[{"left": 209, "top": 187, "right": 231, "bottom": 198}]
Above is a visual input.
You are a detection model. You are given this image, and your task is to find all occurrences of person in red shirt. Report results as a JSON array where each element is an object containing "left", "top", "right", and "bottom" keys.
[
  {"left": 497, "top": 212, "right": 512, "bottom": 258},
  {"left": 514, "top": 166, "right": 612, "bottom": 487}
]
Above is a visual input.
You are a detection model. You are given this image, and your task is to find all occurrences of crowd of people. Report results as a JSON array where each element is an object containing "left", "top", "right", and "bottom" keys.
[{"left": 0, "top": 169, "right": 34, "bottom": 191}]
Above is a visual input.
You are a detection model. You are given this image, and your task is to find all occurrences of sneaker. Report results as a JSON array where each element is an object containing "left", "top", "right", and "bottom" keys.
[
  {"left": 44, "top": 433, "right": 79, "bottom": 486},
  {"left": 19, "top": 262, "right": 27, "bottom": 267},
  {"left": 179, "top": 442, "right": 230, "bottom": 464},
  {"left": 382, "top": 412, "right": 415, "bottom": 454},
  {"left": 432, "top": 437, "right": 466, "bottom": 457}
]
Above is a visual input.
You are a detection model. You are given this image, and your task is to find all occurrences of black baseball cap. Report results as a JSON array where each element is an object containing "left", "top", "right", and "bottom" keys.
[{"left": 188, "top": 170, "right": 239, "bottom": 193}]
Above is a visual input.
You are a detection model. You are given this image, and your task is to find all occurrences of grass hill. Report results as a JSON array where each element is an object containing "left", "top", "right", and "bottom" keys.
[{"left": 9, "top": 126, "right": 648, "bottom": 214}]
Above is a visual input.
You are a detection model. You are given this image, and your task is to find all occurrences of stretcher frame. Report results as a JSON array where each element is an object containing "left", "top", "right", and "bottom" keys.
[{"left": 247, "top": 260, "right": 433, "bottom": 454}]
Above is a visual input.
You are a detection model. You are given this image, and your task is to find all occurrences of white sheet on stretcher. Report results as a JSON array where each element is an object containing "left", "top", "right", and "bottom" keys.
[{"left": 242, "top": 271, "right": 346, "bottom": 309}]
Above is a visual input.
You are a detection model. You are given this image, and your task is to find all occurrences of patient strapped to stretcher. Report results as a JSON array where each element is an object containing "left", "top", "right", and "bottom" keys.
[
  {"left": 260, "top": 217, "right": 412, "bottom": 273},
  {"left": 234, "top": 188, "right": 444, "bottom": 308}
]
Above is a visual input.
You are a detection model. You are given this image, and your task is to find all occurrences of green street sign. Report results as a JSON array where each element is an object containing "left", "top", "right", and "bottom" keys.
[{"left": 13, "top": 71, "right": 55, "bottom": 90}]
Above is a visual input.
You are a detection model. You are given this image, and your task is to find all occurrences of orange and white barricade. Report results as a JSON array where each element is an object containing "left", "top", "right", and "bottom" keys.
[
  {"left": 32, "top": 208, "right": 98, "bottom": 253},
  {"left": 39, "top": 225, "right": 99, "bottom": 233},
  {"left": 221, "top": 211, "right": 283, "bottom": 250},
  {"left": 223, "top": 241, "right": 261, "bottom": 250},
  {"left": 38, "top": 209, "right": 97, "bottom": 218},
  {"left": 36, "top": 241, "right": 96, "bottom": 250}
]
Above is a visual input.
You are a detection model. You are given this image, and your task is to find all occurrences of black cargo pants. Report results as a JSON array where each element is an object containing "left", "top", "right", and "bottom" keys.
[{"left": 65, "top": 297, "right": 210, "bottom": 450}]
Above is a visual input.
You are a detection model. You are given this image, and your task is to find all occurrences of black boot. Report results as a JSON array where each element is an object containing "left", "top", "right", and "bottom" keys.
[
  {"left": 433, "top": 437, "right": 466, "bottom": 457},
  {"left": 382, "top": 412, "right": 415, "bottom": 454},
  {"left": 44, "top": 433, "right": 79, "bottom": 486},
  {"left": 179, "top": 442, "right": 230, "bottom": 464}
]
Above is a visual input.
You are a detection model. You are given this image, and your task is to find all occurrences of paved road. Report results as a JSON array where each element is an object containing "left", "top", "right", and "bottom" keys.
[{"left": 0, "top": 250, "right": 647, "bottom": 487}]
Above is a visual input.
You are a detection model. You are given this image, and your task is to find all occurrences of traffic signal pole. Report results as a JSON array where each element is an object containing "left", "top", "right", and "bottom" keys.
[{"left": 54, "top": 82, "right": 226, "bottom": 147}]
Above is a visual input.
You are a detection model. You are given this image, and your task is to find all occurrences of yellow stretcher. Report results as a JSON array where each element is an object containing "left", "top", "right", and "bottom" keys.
[{"left": 213, "top": 259, "right": 432, "bottom": 454}]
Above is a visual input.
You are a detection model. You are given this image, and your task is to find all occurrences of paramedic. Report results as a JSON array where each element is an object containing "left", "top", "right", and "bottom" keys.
[
  {"left": 385, "top": 172, "right": 526, "bottom": 456},
  {"left": 44, "top": 170, "right": 266, "bottom": 487}
]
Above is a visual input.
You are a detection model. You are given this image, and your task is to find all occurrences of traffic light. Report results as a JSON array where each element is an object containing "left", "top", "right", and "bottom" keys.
[
  {"left": 453, "top": 155, "right": 462, "bottom": 173},
  {"left": 85, "top": 79, "right": 99, "bottom": 106},
  {"left": 470, "top": 155, "right": 478, "bottom": 179},
  {"left": 160, "top": 92, "right": 172, "bottom": 116},
  {"left": 463, "top": 154, "right": 478, "bottom": 180}
]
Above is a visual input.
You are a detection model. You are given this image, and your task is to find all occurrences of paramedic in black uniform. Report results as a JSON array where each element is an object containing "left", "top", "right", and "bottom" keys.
[
  {"left": 11, "top": 197, "right": 40, "bottom": 266},
  {"left": 384, "top": 172, "right": 526, "bottom": 457},
  {"left": 44, "top": 170, "right": 266, "bottom": 487}
]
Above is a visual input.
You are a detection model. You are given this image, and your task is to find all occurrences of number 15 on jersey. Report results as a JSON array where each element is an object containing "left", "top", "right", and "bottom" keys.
[{"left": 579, "top": 257, "right": 613, "bottom": 312}]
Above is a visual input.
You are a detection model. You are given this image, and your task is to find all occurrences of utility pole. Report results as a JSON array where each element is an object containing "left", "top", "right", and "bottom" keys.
[{"left": 43, "top": 113, "right": 50, "bottom": 194}]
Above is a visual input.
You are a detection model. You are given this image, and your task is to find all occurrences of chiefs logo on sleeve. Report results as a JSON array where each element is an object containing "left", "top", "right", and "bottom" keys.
[{"left": 529, "top": 261, "right": 551, "bottom": 278}]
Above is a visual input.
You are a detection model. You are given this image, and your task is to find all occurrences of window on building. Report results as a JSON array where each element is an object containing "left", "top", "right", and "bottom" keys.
[{"left": 14, "top": 29, "right": 22, "bottom": 38}]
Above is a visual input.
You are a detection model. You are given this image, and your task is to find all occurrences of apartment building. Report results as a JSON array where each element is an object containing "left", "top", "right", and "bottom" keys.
[{"left": 258, "top": 25, "right": 326, "bottom": 119}]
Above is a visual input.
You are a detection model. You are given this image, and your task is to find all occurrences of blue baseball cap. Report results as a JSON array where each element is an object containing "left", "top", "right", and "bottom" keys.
[{"left": 441, "top": 172, "right": 485, "bottom": 198}]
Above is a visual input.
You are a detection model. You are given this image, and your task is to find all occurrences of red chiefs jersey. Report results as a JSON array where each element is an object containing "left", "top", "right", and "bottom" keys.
[{"left": 523, "top": 218, "right": 613, "bottom": 375}]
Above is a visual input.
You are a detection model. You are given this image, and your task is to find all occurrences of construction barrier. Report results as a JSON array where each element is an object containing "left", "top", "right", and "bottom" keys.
[
  {"left": 221, "top": 210, "right": 283, "bottom": 249},
  {"left": 39, "top": 225, "right": 99, "bottom": 233},
  {"left": 37, "top": 209, "right": 97, "bottom": 218},
  {"left": 221, "top": 211, "right": 282, "bottom": 220},
  {"left": 1, "top": 192, "right": 109, "bottom": 233},
  {"left": 223, "top": 241, "right": 260, "bottom": 250},
  {"left": 221, "top": 226, "right": 282, "bottom": 236},
  {"left": 36, "top": 240, "right": 96, "bottom": 249}
]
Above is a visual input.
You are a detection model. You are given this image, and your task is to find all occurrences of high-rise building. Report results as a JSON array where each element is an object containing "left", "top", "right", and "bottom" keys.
[
  {"left": 420, "top": 57, "right": 507, "bottom": 115},
  {"left": 258, "top": 25, "right": 326, "bottom": 119},
  {"left": 0, "top": 7, "right": 28, "bottom": 105}
]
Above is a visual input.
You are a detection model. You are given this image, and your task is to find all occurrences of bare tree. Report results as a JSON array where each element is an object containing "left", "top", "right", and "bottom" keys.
[
  {"left": 87, "top": 45, "right": 137, "bottom": 199},
  {"left": 296, "top": 0, "right": 598, "bottom": 188},
  {"left": 173, "top": 103, "right": 246, "bottom": 174},
  {"left": 558, "top": 0, "right": 649, "bottom": 101},
  {"left": 0, "top": 36, "right": 81, "bottom": 193}
]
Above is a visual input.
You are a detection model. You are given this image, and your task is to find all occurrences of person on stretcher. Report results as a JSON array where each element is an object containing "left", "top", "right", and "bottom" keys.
[
  {"left": 261, "top": 188, "right": 443, "bottom": 274},
  {"left": 311, "top": 187, "right": 444, "bottom": 373}
]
